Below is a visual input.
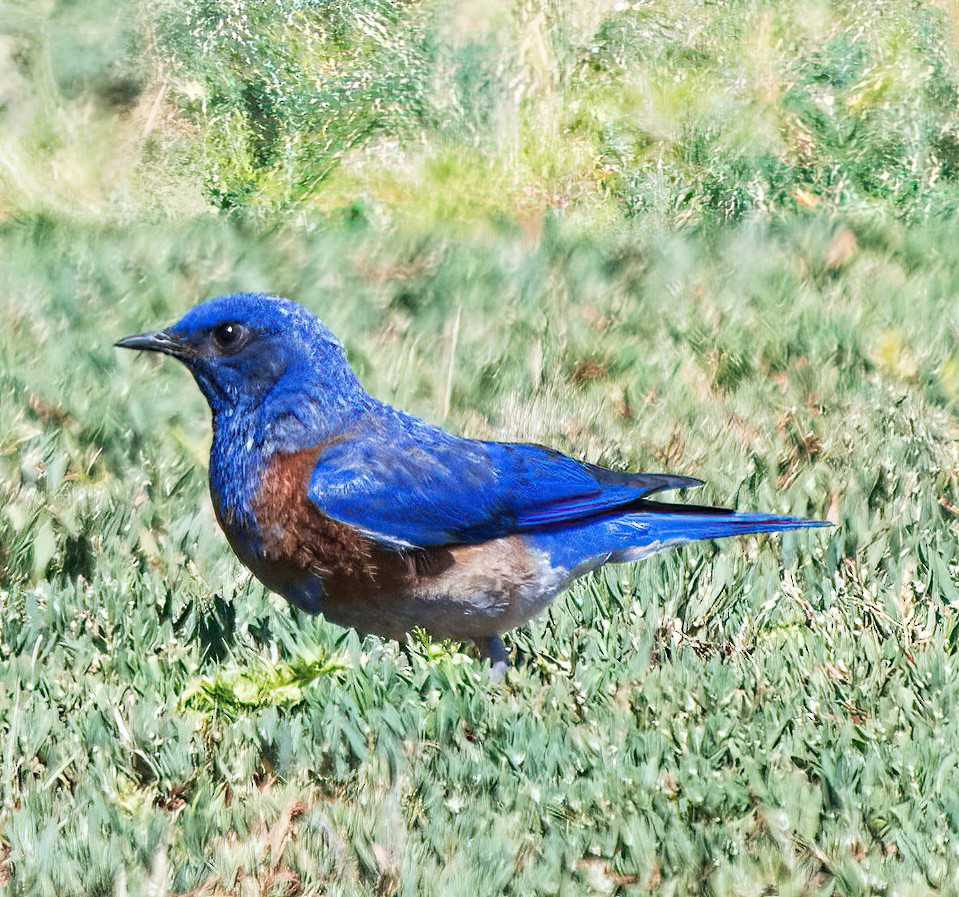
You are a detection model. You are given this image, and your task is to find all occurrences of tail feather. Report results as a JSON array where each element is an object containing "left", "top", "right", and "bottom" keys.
[
  {"left": 607, "top": 513, "right": 829, "bottom": 564},
  {"left": 530, "top": 501, "right": 829, "bottom": 575},
  {"left": 630, "top": 500, "right": 827, "bottom": 538}
]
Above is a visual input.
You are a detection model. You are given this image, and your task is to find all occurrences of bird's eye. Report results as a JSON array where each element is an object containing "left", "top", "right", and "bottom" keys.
[{"left": 211, "top": 322, "right": 249, "bottom": 354}]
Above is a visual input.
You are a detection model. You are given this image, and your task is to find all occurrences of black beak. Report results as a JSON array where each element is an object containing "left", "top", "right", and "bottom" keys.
[{"left": 115, "top": 330, "right": 188, "bottom": 358}]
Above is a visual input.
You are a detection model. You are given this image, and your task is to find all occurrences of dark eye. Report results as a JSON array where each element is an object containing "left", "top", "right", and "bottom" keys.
[{"left": 211, "top": 322, "right": 249, "bottom": 354}]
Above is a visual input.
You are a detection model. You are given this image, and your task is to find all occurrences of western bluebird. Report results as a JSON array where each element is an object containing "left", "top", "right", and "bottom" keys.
[{"left": 117, "top": 293, "right": 826, "bottom": 677}]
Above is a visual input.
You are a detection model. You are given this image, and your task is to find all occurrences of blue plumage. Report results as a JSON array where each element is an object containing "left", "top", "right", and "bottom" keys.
[
  {"left": 117, "top": 293, "right": 829, "bottom": 676},
  {"left": 308, "top": 406, "right": 702, "bottom": 548}
]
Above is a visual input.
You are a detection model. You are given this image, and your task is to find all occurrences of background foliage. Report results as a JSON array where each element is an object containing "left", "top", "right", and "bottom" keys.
[{"left": 2, "top": 0, "right": 959, "bottom": 894}]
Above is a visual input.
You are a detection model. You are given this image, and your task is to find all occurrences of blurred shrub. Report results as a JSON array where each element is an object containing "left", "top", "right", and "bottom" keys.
[
  {"left": 151, "top": 0, "right": 440, "bottom": 210},
  {"left": 590, "top": 2, "right": 959, "bottom": 229}
]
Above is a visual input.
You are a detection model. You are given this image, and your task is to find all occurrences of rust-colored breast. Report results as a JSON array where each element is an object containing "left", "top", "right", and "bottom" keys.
[
  {"left": 249, "top": 447, "right": 456, "bottom": 625},
  {"left": 252, "top": 447, "right": 375, "bottom": 586}
]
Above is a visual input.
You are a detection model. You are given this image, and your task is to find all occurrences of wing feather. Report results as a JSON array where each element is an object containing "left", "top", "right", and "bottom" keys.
[{"left": 307, "top": 410, "right": 701, "bottom": 548}]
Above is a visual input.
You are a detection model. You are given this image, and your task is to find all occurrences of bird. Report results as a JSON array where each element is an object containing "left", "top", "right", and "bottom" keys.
[{"left": 117, "top": 293, "right": 827, "bottom": 677}]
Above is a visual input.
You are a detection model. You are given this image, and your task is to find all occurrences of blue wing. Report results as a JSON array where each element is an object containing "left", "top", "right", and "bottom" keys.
[{"left": 306, "top": 408, "right": 702, "bottom": 549}]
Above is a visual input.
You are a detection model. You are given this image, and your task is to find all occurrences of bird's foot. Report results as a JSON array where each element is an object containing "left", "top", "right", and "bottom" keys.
[{"left": 475, "top": 635, "right": 510, "bottom": 681}]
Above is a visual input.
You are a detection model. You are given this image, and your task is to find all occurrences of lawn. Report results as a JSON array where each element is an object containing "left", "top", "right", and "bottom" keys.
[{"left": 2, "top": 1, "right": 959, "bottom": 894}]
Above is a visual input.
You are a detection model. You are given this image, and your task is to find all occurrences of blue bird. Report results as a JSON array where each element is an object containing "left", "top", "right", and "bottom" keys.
[{"left": 117, "top": 293, "right": 827, "bottom": 676}]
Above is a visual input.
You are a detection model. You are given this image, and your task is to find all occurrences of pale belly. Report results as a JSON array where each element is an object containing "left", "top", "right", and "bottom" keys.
[
  {"left": 236, "top": 527, "right": 569, "bottom": 642},
  {"left": 324, "top": 538, "right": 569, "bottom": 641}
]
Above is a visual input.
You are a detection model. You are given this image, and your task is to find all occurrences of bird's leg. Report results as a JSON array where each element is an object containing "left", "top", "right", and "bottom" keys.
[{"left": 475, "top": 635, "right": 510, "bottom": 681}]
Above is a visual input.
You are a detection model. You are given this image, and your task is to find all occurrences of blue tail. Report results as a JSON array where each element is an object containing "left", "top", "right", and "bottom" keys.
[{"left": 528, "top": 501, "right": 829, "bottom": 577}]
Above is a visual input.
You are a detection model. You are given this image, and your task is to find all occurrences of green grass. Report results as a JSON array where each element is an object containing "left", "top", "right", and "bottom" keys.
[{"left": 2, "top": 1, "right": 959, "bottom": 894}]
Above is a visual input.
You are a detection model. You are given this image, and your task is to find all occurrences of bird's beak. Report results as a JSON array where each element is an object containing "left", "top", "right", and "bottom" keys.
[{"left": 115, "top": 330, "right": 188, "bottom": 358}]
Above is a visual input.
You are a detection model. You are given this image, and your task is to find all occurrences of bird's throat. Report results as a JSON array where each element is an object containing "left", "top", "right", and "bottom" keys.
[{"left": 208, "top": 411, "right": 268, "bottom": 539}]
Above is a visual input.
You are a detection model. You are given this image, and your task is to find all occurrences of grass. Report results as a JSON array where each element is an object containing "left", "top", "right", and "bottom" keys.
[{"left": 2, "top": 0, "right": 959, "bottom": 894}]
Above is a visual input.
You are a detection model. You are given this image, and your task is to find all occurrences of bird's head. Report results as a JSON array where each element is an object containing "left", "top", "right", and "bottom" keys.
[{"left": 117, "top": 293, "right": 369, "bottom": 439}]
